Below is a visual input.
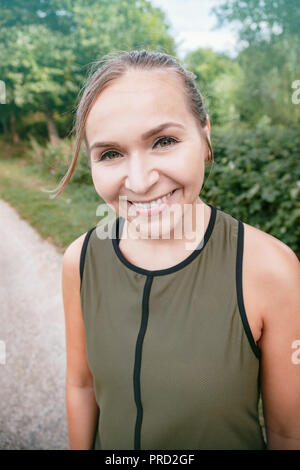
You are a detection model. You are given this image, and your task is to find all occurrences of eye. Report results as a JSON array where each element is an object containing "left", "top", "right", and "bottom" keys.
[
  {"left": 96, "top": 149, "right": 121, "bottom": 162},
  {"left": 154, "top": 136, "right": 178, "bottom": 149},
  {"left": 95, "top": 136, "right": 179, "bottom": 161}
]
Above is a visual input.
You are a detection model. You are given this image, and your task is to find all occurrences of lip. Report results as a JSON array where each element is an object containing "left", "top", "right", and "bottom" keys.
[
  {"left": 127, "top": 188, "right": 178, "bottom": 216},
  {"left": 129, "top": 189, "right": 176, "bottom": 204}
]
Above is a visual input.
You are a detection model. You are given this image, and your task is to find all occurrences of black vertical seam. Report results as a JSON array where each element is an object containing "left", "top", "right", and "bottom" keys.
[
  {"left": 133, "top": 275, "right": 153, "bottom": 450},
  {"left": 236, "top": 219, "right": 261, "bottom": 360}
]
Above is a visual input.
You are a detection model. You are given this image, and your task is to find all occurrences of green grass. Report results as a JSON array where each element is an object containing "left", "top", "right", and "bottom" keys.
[{"left": 0, "top": 155, "right": 103, "bottom": 253}]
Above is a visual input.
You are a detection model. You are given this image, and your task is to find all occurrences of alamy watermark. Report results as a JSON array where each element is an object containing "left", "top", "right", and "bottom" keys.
[
  {"left": 291, "top": 340, "right": 300, "bottom": 365},
  {"left": 0, "top": 80, "right": 6, "bottom": 104},
  {"left": 94, "top": 197, "right": 206, "bottom": 251},
  {"left": 291, "top": 80, "right": 300, "bottom": 104},
  {"left": 0, "top": 340, "right": 6, "bottom": 365}
]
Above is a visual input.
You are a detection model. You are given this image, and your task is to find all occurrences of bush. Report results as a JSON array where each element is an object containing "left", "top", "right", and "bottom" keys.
[
  {"left": 26, "top": 136, "right": 93, "bottom": 185},
  {"left": 202, "top": 124, "right": 300, "bottom": 253}
]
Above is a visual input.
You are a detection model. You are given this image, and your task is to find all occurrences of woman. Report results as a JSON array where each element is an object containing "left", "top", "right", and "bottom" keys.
[{"left": 55, "top": 50, "right": 300, "bottom": 450}]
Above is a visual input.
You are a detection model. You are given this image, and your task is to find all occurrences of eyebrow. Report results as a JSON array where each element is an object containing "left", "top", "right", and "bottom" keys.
[{"left": 88, "top": 121, "right": 185, "bottom": 153}]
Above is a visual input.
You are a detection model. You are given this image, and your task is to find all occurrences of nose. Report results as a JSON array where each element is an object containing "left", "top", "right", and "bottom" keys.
[{"left": 124, "top": 153, "right": 159, "bottom": 193}]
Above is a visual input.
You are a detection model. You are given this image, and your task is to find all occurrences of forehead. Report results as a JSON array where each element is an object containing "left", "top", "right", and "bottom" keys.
[{"left": 85, "top": 69, "right": 192, "bottom": 141}]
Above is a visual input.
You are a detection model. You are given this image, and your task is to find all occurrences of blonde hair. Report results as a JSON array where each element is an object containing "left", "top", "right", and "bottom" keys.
[{"left": 45, "top": 49, "right": 214, "bottom": 199}]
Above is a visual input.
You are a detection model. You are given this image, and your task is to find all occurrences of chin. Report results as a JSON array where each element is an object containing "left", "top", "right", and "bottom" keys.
[{"left": 129, "top": 209, "right": 184, "bottom": 241}]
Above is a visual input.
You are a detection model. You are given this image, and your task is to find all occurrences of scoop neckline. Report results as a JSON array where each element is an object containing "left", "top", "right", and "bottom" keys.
[{"left": 111, "top": 203, "right": 217, "bottom": 277}]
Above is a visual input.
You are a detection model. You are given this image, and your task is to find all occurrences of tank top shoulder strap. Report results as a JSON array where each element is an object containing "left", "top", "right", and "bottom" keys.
[
  {"left": 210, "top": 206, "right": 261, "bottom": 359},
  {"left": 235, "top": 217, "right": 261, "bottom": 359},
  {"left": 80, "top": 227, "right": 97, "bottom": 289},
  {"left": 226, "top": 210, "right": 261, "bottom": 359}
]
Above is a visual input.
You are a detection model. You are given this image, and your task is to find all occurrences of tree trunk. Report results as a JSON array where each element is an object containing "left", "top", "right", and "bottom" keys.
[
  {"left": 1, "top": 118, "right": 9, "bottom": 141},
  {"left": 44, "top": 101, "right": 60, "bottom": 145},
  {"left": 10, "top": 113, "right": 20, "bottom": 144}
]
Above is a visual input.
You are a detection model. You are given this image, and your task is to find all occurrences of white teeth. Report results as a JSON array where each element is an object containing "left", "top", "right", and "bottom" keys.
[{"left": 132, "top": 191, "right": 173, "bottom": 208}]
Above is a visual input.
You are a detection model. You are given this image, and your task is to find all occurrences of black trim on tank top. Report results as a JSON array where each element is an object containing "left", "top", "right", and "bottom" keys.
[
  {"left": 236, "top": 219, "right": 261, "bottom": 360},
  {"left": 112, "top": 203, "right": 217, "bottom": 276},
  {"left": 80, "top": 227, "right": 96, "bottom": 291},
  {"left": 133, "top": 275, "right": 153, "bottom": 450}
]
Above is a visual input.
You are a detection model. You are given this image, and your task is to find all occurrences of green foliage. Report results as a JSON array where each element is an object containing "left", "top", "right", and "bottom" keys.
[
  {"left": 0, "top": 0, "right": 177, "bottom": 141},
  {"left": 202, "top": 124, "right": 300, "bottom": 252},
  {"left": 26, "top": 136, "right": 93, "bottom": 185},
  {"left": 183, "top": 48, "right": 242, "bottom": 126},
  {"left": 0, "top": 24, "right": 78, "bottom": 109},
  {"left": 211, "top": 0, "right": 300, "bottom": 126},
  {"left": 234, "top": 35, "right": 300, "bottom": 126},
  {"left": 212, "top": 0, "right": 300, "bottom": 44}
]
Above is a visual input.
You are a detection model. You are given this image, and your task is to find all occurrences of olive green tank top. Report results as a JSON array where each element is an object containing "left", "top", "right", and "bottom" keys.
[{"left": 79, "top": 203, "right": 266, "bottom": 450}]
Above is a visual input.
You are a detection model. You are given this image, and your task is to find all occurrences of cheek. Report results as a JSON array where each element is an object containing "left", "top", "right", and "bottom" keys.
[
  {"left": 91, "top": 166, "right": 123, "bottom": 206},
  {"left": 186, "top": 149, "right": 205, "bottom": 185},
  {"left": 91, "top": 167, "right": 109, "bottom": 201},
  {"left": 168, "top": 149, "right": 204, "bottom": 185}
]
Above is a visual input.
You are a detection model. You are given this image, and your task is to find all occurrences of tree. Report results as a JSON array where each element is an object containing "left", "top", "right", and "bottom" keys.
[
  {"left": 235, "top": 35, "right": 300, "bottom": 125},
  {"left": 183, "top": 48, "right": 241, "bottom": 127},
  {"left": 211, "top": 0, "right": 300, "bottom": 126},
  {"left": 0, "top": 23, "right": 79, "bottom": 144},
  {"left": 0, "top": 0, "right": 177, "bottom": 142},
  {"left": 212, "top": 0, "right": 300, "bottom": 46}
]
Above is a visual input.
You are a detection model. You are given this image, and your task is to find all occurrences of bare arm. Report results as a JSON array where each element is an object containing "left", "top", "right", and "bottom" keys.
[
  {"left": 257, "top": 241, "right": 300, "bottom": 450},
  {"left": 66, "top": 385, "right": 99, "bottom": 450},
  {"left": 62, "top": 234, "right": 100, "bottom": 450}
]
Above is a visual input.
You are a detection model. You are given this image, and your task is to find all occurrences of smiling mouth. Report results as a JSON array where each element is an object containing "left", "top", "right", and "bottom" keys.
[{"left": 128, "top": 189, "right": 177, "bottom": 207}]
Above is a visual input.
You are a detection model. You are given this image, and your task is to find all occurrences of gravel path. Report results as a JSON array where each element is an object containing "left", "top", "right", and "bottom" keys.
[{"left": 0, "top": 198, "right": 69, "bottom": 450}]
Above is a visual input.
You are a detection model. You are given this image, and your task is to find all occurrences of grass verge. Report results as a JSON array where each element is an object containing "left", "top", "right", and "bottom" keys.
[{"left": 0, "top": 157, "right": 103, "bottom": 253}]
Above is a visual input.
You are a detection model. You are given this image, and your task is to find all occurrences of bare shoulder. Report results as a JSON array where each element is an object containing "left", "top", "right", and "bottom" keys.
[
  {"left": 243, "top": 223, "right": 300, "bottom": 442},
  {"left": 243, "top": 221, "right": 299, "bottom": 277},
  {"left": 62, "top": 231, "right": 89, "bottom": 286},
  {"left": 243, "top": 221, "right": 298, "bottom": 260},
  {"left": 243, "top": 221, "right": 300, "bottom": 322},
  {"left": 62, "top": 231, "right": 95, "bottom": 388}
]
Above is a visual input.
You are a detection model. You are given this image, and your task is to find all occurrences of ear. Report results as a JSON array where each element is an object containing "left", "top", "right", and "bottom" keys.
[
  {"left": 204, "top": 114, "right": 211, "bottom": 136},
  {"left": 204, "top": 114, "right": 212, "bottom": 148},
  {"left": 203, "top": 115, "right": 212, "bottom": 165}
]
